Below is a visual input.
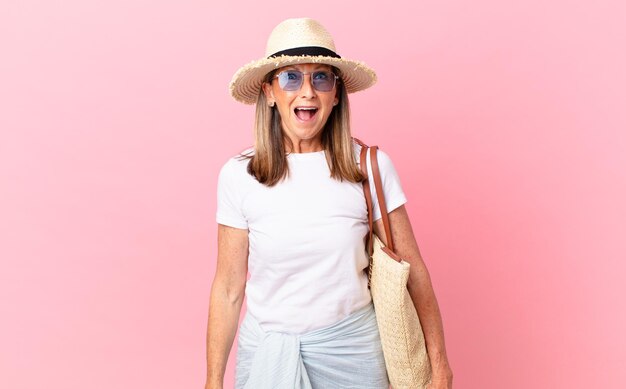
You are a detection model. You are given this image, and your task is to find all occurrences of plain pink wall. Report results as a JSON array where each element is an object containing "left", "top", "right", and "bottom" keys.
[{"left": 1, "top": 1, "right": 624, "bottom": 388}]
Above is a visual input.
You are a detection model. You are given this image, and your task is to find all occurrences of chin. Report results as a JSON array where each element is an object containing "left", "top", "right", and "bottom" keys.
[
  {"left": 300, "top": 126, "right": 325, "bottom": 138},
  {"left": 290, "top": 123, "right": 324, "bottom": 137}
]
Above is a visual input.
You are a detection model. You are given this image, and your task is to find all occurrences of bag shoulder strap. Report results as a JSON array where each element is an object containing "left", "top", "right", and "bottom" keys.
[{"left": 357, "top": 140, "right": 395, "bottom": 255}]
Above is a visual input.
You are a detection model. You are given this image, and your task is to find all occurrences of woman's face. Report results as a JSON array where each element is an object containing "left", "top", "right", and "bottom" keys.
[{"left": 262, "top": 63, "right": 339, "bottom": 151}]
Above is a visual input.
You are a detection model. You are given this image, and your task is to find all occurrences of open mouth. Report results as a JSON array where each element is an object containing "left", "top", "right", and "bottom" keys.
[{"left": 294, "top": 107, "right": 318, "bottom": 121}]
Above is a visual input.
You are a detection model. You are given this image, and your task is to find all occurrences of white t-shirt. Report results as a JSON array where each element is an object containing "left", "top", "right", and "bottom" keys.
[{"left": 216, "top": 140, "right": 407, "bottom": 334}]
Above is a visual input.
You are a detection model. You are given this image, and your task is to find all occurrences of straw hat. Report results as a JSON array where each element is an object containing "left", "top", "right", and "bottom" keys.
[{"left": 229, "top": 18, "right": 377, "bottom": 104}]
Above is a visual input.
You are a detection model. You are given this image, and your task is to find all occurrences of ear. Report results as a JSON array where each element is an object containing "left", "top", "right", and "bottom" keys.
[{"left": 262, "top": 82, "right": 274, "bottom": 103}]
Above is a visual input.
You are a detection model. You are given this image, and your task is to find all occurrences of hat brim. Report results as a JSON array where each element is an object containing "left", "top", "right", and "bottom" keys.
[{"left": 229, "top": 55, "right": 377, "bottom": 104}]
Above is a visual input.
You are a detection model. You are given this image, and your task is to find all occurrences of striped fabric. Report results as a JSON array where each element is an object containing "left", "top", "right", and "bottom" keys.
[{"left": 235, "top": 303, "right": 390, "bottom": 389}]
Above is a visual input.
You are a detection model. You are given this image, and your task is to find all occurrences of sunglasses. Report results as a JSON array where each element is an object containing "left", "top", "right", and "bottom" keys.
[{"left": 272, "top": 70, "right": 339, "bottom": 92}]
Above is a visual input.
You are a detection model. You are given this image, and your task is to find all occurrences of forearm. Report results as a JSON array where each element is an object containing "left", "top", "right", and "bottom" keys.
[
  {"left": 205, "top": 282, "right": 245, "bottom": 388},
  {"left": 407, "top": 270, "right": 452, "bottom": 377}
]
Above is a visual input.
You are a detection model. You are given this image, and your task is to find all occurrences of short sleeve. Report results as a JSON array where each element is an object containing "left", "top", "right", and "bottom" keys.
[
  {"left": 216, "top": 159, "right": 248, "bottom": 229},
  {"left": 366, "top": 148, "right": 408, "bottom": 222}
]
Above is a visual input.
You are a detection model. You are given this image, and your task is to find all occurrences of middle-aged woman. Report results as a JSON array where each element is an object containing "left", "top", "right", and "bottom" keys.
[{"left": 205, "top": 18, "right": 453, "bottom": 389}]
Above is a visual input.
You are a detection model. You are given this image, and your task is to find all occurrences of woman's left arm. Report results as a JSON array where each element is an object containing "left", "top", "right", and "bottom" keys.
[{"left": 373, "top": 204, "right": 454, "bottom": 389}]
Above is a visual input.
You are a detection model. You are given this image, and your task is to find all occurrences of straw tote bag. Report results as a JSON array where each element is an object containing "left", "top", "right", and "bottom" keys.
[{"left": 357, "top": 140, "right": 432, "bottom": 389}]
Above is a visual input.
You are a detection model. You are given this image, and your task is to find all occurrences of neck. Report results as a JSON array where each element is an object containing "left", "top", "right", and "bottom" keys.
[{"left": 284, "top": 136, "right": 324, "bottom": 153}]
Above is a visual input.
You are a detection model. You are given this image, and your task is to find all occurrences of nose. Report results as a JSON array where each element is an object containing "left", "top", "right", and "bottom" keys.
[{"left": 299, "top": 74, "right": 316, "bottom": 98}]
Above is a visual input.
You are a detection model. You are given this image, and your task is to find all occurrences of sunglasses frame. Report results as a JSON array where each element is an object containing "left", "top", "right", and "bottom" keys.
[{"left": 272, "top": 70, "right": 339, "bottom": 92}]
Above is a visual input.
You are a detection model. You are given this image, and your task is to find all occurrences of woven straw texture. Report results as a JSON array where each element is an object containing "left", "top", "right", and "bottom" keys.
[
  {"left": 229, "top": 18, "right": 377, "bottom": 104},
  {"left": 370, "top": 234, "right": 432, "bottom": 389},
  {"left": 264, "top": 18, "right": 336, "bottom": 56},
  {"left": 229, "top": 55, "right": 376, "bottom": 104}
]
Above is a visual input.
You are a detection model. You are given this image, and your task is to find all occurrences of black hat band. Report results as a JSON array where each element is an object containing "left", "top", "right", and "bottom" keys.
[{"left": 268, "top": 46, "right": 341, "bottom": 59}]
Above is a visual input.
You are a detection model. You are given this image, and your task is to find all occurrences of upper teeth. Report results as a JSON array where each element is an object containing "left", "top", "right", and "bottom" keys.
[{"left": 298, "top": 107, "right": 316, "bottom": 110}]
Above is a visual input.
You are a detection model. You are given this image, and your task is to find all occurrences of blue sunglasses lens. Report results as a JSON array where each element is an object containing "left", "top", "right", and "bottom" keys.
[{"left": 276, "top": 71, "right": 336, "bottom": 92}]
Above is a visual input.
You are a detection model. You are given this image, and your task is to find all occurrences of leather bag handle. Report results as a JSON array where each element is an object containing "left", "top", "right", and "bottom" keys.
[{"left": 354, "top": 138, "right": 396, "bottom": 257}]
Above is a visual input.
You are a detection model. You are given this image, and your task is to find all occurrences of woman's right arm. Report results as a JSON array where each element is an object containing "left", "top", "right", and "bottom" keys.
[{"left": 205, "top": 224, "right": 249, "bottom": 389}]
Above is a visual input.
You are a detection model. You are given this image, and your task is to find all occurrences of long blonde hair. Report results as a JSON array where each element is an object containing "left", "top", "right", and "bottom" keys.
[{"left": 238, "top": 67, "right": 365, "bottom": 187}]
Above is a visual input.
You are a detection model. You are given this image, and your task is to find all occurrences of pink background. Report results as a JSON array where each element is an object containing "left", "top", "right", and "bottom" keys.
[{"left": 1, "top": 1, "right": 625, "bottom": 388}]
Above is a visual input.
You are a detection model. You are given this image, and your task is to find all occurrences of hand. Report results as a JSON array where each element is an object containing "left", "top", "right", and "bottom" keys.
[{"left": 426, "top": 367, "right": 453, "bottom": 389}]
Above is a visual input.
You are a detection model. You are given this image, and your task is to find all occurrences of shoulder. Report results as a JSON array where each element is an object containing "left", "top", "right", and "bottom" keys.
[
  {"left": 351, "top": 138, "right": 397, "bottom": 169},
  {"left": 374, "top": 147, "right": 396, "bottom": 170},
  {"left": 218, "top": 147, "right": 254, "bottom": 180},
  {"left": 352, "top": 138, "right": 365, "bottom": 154},
  {"left": 351, "top": 138, "right": 366, "bottom": 164},
  {"left": 221, "top": 146, "right": 254, "bottom": 169}
]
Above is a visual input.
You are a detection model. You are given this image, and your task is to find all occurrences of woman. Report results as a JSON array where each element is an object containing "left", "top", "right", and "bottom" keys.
[{"left": 206, "top": 18, "right": 453, "bottom": 389}]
